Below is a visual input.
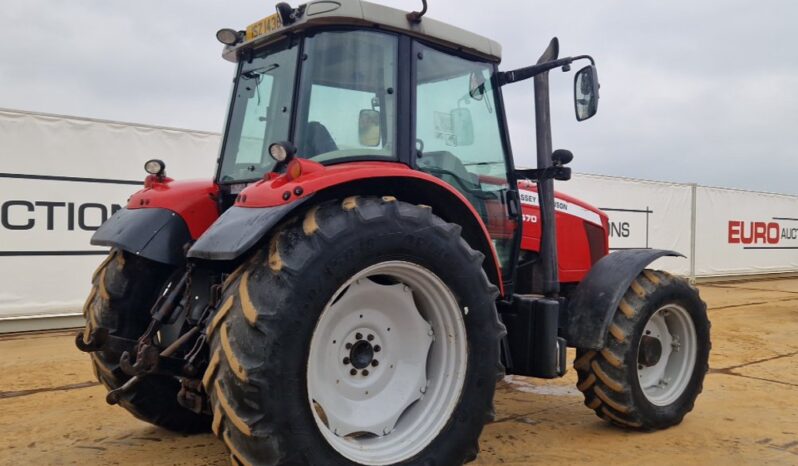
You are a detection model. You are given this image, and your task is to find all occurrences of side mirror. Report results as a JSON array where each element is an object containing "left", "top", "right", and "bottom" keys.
[
  {"left": 469, "top": 71, "right": 486, "bottom": 101},
  {"left": 450, "top": 108, "right": 474, "bottom": 146},
  {"left": 358, "top": 109, "right": 381, "bottom": 146},
  {"left": 574, "top": 65, "right": 599, "bottom": 121}
]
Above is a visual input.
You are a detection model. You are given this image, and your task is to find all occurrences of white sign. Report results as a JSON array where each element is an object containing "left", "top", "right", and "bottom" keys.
[
  {"left": 561, "top": 174, "right": 694, "bottom": 276},
  {"left": 0, "top": 108, "right": 220, "bottom": 320},
  {"left": 695, "top": 186, "right": 798, "bottom": 277}
]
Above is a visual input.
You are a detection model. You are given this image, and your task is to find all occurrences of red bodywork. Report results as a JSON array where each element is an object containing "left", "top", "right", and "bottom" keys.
[
  {"left": 517, "top": 180, "right": 609, "bottom": 283},
  {"left": 126, "top": 160, "right": 608, "bottom": 288},
  {"left": 128, "top": 177, "right": 220, "bottom": 239},
  {"left": 236, "top": 160, "right": 506, "bottom": 295}
]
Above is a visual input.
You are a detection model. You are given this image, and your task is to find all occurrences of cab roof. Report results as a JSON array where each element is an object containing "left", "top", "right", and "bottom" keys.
[{"left": 223, "top": 0, "right": 502, "bottom": 63}]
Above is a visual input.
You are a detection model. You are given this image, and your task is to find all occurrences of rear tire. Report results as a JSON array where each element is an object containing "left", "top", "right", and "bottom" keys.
[
  {"left": 82, "top": 249, "right": 210, "bottom": 433},
  {"left": 574, "top": 270, "right": 710, "bottom": 430},
  {"left": 204, "top": 196, "right": 505, "bottom": 465}
]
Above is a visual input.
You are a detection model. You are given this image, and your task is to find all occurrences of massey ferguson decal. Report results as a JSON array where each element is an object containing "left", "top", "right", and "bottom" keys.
[
  {"left": 728, "top": 218, "right": 798, "bottom": 249},
  {"left": 519, "top": 189, "right": 602, "bottom": 226}
]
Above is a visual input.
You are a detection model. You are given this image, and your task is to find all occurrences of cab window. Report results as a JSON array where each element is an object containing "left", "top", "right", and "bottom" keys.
[
  {"left": 219, "top": 40, "right": 298, "bottom": 182},
  {"left": 295, "top": 30, "right": 398, "bottom": 163},
  {"left": 415, "top": 43, "right": 516, "bottom": 271}
]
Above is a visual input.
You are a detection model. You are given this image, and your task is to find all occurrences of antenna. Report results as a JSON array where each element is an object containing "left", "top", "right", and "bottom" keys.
[{"left": 407, "top": 0, "right": 428, "bottom": 23}]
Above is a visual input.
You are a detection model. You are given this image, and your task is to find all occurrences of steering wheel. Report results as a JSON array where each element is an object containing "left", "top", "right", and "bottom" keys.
[{"left": 421, "top": 167, "right": 495, "bottom": 200}]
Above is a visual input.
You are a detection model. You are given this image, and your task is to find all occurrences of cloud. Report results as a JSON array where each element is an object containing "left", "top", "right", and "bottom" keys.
[{"left": 1, "top": 0, "right": 796, "bottom": 194}]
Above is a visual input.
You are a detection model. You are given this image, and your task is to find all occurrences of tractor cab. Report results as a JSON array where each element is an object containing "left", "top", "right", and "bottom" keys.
[{"left": 214, "top": 1, "right": 520, "bottom": 270}]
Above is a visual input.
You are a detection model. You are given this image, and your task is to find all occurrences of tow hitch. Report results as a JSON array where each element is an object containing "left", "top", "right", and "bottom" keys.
[{"left": 74, "top": 268, "right": 219, "bottom": 407}]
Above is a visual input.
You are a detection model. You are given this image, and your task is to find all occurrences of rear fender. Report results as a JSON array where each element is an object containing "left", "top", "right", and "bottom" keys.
[
  {"left": 188, "top": 161, "right": 504, "bottom": 294},
  {"left": 91, "top": 207, "right": 191, "bottom": 265},
  {"left": 127, "top": 179, "right": 220, "bottom": 239},
  {"left": 563, "top": 249, "right": 683, "bottom": 349},
  {"left": 91, "top": 179, "right": 219, "bottom": 265}
]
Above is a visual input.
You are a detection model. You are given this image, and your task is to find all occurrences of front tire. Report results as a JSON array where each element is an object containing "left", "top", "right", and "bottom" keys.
[
  {"left": 204, "top": 196, "right": 505, "bottom": 465},
  {"left": 574, "top": 270, "right": 710, "bottom": 430}
]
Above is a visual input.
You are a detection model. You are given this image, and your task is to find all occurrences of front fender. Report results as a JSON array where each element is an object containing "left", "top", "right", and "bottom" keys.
[{"left": 563, "top": 249, "right": 683, "bottom": 349}]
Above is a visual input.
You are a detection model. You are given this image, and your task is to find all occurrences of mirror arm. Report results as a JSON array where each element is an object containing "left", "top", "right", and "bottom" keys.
[
  {"left": 496, "top": 55, "right": 595, "bottom": 87},
  {"left": 571, "top": 54, "right": 595, "bottom": 65},
  {"left": 497, "top": 58, "right": 572, "bottom": 86}
]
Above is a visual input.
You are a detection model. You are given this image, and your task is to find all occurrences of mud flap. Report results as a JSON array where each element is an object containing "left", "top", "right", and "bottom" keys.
[
  {"left": 91, "top": 207, "right": 191, "bottom": 265},
  {"left": 563, "top": 249, "right": 683, "bottom": 349},
  {"left": 187, "top": 199, "right": 309, "bottom": 261}
]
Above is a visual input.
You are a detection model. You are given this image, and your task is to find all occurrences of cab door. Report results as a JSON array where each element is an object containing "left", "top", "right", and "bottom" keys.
[{"left": 413, "top": 42, "right": 520, "bottom": 278}]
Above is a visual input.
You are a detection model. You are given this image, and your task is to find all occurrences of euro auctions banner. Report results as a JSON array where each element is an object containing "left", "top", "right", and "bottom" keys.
[
  {"left": 695, "top": 186, "right": 798, "bottom": 277},
  {"left": 560, "top": 174, "right": 694, "bottom": 276},
  {"left": 0, "top": 108, "right": 220, "bottom": 321}
]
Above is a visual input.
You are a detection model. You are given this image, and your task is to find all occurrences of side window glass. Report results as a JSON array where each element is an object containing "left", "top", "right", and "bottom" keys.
[
  {"left": 295, "top": 30, "right": 398, "bottom": 163},
  {"left": 306, "top": 85, "right": 383, "bottom": 154},
  {"left": 236, "top": 74, "right": 274, "bottom": 164},
  {"left": 219, "top": 41, "right": 298, "bottom": 182},
  {"left": 415, "top": 43, "right": 516, "bottom": 272}
]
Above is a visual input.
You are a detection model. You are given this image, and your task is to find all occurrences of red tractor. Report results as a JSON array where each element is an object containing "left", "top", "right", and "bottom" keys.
[{"left": 77, "top": 1, "right": 711, "bottom": 464}]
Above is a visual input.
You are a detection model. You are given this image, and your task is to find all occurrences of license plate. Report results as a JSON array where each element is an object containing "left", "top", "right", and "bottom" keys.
[{"left": 246, "top": 13, "right": 283, "bottom": 41}]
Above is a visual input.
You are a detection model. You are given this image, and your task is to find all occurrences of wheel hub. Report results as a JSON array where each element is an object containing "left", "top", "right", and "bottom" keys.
[
  {"left": 638, "top": 335, "right": 663, "bottom": 367},
  {"left": 309, "top": 278, "right": 433, "bottom": 438},
  {"left": 636, "top": 304, "right": 698, "bottom": 406},
  {"left": 307, "top": 261, "right": 467, "bottom": 465},
  {"left": 345, "top": 334, "right": 379, "bottom": 372}
]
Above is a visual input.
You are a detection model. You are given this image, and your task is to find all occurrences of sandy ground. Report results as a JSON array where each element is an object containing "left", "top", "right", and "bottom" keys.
[{"left": 1, "top": 278, "right": 797, "bottom": 465}]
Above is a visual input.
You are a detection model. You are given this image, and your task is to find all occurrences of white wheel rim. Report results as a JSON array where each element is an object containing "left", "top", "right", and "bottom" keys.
[
  {"left": 636, "top": 304, "right": 697, "bottom": 406},
  {"left": 307, "top": 261, "right": 467, "bottom": 465}
]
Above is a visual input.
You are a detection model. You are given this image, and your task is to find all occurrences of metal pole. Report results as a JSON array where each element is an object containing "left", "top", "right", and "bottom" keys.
[
  {"left": 690, "top": 183, "right": 698, "bottom": 283},
  {"left": 534, "top": 38, "right": 560, "bottom": 298}
]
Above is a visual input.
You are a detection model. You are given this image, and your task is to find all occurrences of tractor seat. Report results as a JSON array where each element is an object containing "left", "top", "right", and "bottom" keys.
[{"left": 301, "top": 121, "right": 339, "bottom": 157}]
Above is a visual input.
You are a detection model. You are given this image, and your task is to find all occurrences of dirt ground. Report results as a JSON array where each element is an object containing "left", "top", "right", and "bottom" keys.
[{"left": 1, "top": 278, "right": 797, "bottom": 465}]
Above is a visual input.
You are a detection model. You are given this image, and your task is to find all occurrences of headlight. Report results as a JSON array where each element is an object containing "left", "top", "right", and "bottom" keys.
[
  {"left": 144, "top": 159, "right": 165, "bottom": 176},
  {"left": 268, "top": 141, "right": 297, "bottom": 163}
]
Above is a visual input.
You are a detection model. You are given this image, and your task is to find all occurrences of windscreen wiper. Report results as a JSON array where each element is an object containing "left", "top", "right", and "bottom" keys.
[{"left": 242, "top": 63, "right": 280, "bottom": 80}]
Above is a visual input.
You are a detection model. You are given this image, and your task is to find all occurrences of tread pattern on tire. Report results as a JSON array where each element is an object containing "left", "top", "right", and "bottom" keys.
[
  {"left": 203, "top": 196, "right": 506, "bottom": 466},
  {"left": 574, "top": 270, "right": 710, "bottom": 430},
  {"left": 82, "top": 249, "right": 210, "bottom": 433}
]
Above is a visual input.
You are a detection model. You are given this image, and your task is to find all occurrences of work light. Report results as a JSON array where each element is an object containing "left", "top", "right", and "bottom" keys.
[
  {"left": 144, "top": 159, "right": 165, "bottom": 176},
  {"left": 268, "top": 142, "right": 297, "bottom": 163},
  {"left": 216, "top": 28, "right": 242, "bottom": 46}
]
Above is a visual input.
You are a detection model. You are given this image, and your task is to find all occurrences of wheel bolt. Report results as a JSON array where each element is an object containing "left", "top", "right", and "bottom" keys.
[
  {"left": 367, "top": 334, "right": 374, "bottom": 341},
  {"left": 343, "top": 357, "right": 350, "bottom": 365},
  {"left": 356, "top": 333, "right": 363, "bottom": 340},
  {"left": 350, "top": 368, "right": 357, "bottom": 376},
  {"left": 345, "top": 342, "right": 352, "bottom": 349},
  {"left": 371, "top": 360, "right": 379, "bottom": 367},
  {"left": 362, "top": 370, "right": 369, "bottom": 376},
  {"left": 374, "top": 345, "right": 381, "bottom": 352}
]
